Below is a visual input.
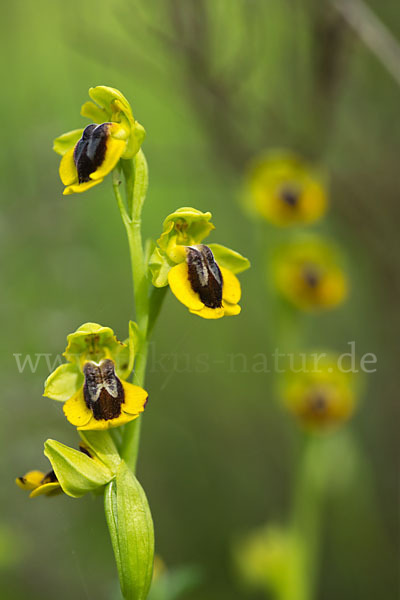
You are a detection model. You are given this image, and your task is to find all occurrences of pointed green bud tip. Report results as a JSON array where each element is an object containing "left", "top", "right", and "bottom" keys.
[{"left": 44, "top": 439, "right": 114, "bottom": 498}]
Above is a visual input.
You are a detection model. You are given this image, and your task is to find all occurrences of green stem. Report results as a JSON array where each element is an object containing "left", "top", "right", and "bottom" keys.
[{"left": 112, "top": 151, "right": 162, "bottom": 472}]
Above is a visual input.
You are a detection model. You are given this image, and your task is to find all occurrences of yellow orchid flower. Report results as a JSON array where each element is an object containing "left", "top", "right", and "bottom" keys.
[
  {"left": 53, "top": 86, "right": 145, "bottom": 195},
  {"left": 44, "top": 322, "right": 147, "bottom": 430},
  {"left": 150, "top": 208, "right": 250, "bottom": 319}
]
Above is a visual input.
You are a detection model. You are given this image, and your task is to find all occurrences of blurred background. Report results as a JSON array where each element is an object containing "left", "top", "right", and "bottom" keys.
[{"left": 1, "top": 0, "right": 399, "bottom": 598}]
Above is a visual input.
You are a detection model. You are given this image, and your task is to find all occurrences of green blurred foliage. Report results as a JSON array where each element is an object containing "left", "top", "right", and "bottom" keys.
[{"left": 1, "top": 1, "right": 399, "bottom": 599}]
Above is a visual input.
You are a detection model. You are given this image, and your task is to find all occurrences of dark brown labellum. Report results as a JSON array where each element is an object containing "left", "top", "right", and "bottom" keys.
[
  {"left": 74, "top": 123, "right": 110, "bottom": 183},
  {"left": 83, "top": 359, "right": 124, "bottom": 421},
  {"left": 186, "top": 245, "right": 223, "bottom": 309}
]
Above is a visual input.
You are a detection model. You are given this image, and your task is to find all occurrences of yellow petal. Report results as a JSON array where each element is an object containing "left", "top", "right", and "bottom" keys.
[
  {"left": 190, "top": 306, "right": 225, "bottom": 319},
  {"left": 77, "top": 410, "right": 137, "bottom": 431},
  {"left": 168, "top": 262, "right": 204, "bottom": 311},
  {"left": 63, "top": 389, "right": 92, "bottom": 428},
  {"left": 59, "top": 148, "right": 78, "bottom": 186},
  {"left": 222, "top": 301, "right": 241, "bottom": 316},
  {"left": 30, "top": 482, "right": 61, "bottom": 498},
  {"left": 220, "top": 267, "right": 241, "bottom": 305},
  {"left": 89, "top": 136, "right": 126, "bottom": 181},
  {"left": 121, "top": 381, "right": 148, "bottom": 415},
  {"left": 63, "top": 178, "right": 103, "bottom": 195},
  {"left": 16, "top": 471, "right": 45, "bottom": 491}
]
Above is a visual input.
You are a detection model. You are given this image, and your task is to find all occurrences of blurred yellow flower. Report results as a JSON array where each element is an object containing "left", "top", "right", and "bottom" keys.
[
  {"left": 281, "top": 354, "right": 356, "bottom": 430},
  {"left": 246, "top": 152, "right": 327, "bottom": 226},
  {"left": 53, "top": 86, "right": 145, "bottom": 195},
  {"left": 234, "top": 525, "right": 301, "bottom": 595},
  {"left": 272, "top": 237, "right": 348, "bottom": 311}
]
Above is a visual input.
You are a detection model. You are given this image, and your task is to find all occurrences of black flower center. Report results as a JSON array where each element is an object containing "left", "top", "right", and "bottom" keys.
[
  {"left": 308, "top": 392, "right": 327, "bottom": 413},
  {"left": 83, "top": 359, "right": 124, "bottom": 421},
  {"left": 279, "top": 185, "right": 301, "bottom": 208},
  {"left": 186, "top": 245, "right": 223, "bottom": 309},
  {"left": 302, "top": 263, "right": 322, "bottom": 289},
  {"left": 74, "top": 123, "right": 110, "bottom": 183}
]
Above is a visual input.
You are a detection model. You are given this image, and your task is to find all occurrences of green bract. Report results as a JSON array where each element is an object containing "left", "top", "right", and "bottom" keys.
[
  {"left": 43, "top": 322, "right": 136, "bottom": 402},
  {"left": 44, "top": 439, "right": 114, "bottom": 498},
  {"left": 105, "top": 461, "right": 154, "bottom": 600}
]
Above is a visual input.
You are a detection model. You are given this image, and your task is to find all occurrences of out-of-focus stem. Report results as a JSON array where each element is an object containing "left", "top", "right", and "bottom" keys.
[
  {"left": 287, "top": 435, "right": 326, "bottom": 600},
  {"left": 331, "top": 0, "right": 400, "bottom": 88}
]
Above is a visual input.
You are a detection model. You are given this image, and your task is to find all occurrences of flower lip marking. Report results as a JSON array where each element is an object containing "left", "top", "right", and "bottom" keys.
[
  {"left": 279, "top": 185, "right": 301, "bottom": 208},
  {"left": 186, "top": 245, "right": 223, "bottom": 309},
  {"left": 74, "top": 123, "right": 110, "bottom": 183},
  {"left": 83, "top": 359, "right": 124, "bottom": 421}
]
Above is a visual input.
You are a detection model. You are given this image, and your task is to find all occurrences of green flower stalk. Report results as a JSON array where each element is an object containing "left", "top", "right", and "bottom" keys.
[{"left": 17, "top": 85, "right": 250, "bottom": 600}]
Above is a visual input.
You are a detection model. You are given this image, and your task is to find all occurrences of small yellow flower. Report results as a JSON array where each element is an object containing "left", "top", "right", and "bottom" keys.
[
  {"left": 272, "top": 237, "right": 348, "bottom": 311},
  {"left": 281, "top": 354, "right": 356, "bottom": 430},
  {"left": 53, "top": 86, "right": 145, "bottom": 195},
  {"left": 246, "top": 151, "right": 327, "bottom": 226},
  {"left": 150, "top": 208, "right": 250, "bottom": 319},
  {"left": 16, "top": 469, "right": 61, "bottom": 498},
  {"left": 63, "top": 358, "right": 148, "bottom": 431}
]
